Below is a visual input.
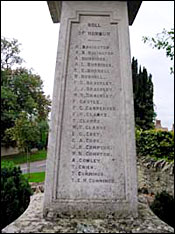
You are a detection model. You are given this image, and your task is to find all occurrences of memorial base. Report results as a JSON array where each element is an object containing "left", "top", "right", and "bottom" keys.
[
  {"left": 43, "top": 200, "right": 138, "bottom": 220},
  {"left": 2, "top": 193, "right": 174, "bottom": 233}
]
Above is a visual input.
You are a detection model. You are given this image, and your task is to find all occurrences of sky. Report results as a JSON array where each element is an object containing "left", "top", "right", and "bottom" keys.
[{"left": 1, "top": 1, "right": 174, "bottom": 130}]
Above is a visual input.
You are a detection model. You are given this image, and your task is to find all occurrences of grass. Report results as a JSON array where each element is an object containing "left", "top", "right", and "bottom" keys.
[
  {"left": 24, "top": 171, "right": 45, "bottom": 183},
  {"left": 1, "top": 150, "right": 47, "bottom": 165}
]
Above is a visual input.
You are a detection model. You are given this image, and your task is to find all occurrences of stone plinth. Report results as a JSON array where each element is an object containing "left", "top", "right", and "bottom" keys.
[
  {"left": 2, "top": 193, "right": 174, "bottom": 233},
  {"left": 43, "top": 1, "right": 140, "bottom": 219}
]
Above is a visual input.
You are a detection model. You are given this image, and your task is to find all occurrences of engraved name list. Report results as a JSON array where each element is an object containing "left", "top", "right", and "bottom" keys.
[{"left": 57, "top": 15, "right": 126, "bottom": 200}]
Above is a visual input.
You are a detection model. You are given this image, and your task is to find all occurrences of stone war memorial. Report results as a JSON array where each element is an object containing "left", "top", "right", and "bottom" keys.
[
  {"left": 43, "top": 1, "right": 141, "bottom": 219},
  {"left": 2, "top": 2, "right": 175, "bottom": 233}
]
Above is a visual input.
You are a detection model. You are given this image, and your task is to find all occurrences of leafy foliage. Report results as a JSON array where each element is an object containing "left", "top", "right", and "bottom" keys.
[
  {"left": 1, "top": 37, "right": 24, "bottom": 70},
  {"left": 1, "top": 161, "right": 33, "bottom": 230},
  {"left": 136, "top": 129, "right": 174, "bottom": 161},
  {"left": 132, "top": 57, "right": 156, "bottom": 130},
  {"left": 6, "top": 112, "right": 40, "bottom": 153},
  {"left": 150, "top": 191, "right": 174, "bottom": 228},
  {"left": 37, "top": 120, "right": 49, "bottom": 150},
  {"left": 1, "top": 37, "right": 51, "bottom": 147},
  {"left": 143, "top": 28, "right": 174, "bottom": 74}
]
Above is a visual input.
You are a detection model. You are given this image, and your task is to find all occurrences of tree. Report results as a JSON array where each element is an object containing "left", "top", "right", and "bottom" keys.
[
  {"left": 37, "top": 120, "right": 49, "bottom": 150},
  {"left": 1, "top": 37, "right": 24, "bottom": 70},
  {"left": 1, "top": 70, "right": 18, "bottom": 146},
  {"left": 6, "top": 111, "right": 40, "bottom": 175},
  {"left": 1, "top": 37, "right": 51, "bottom": 147},
  {"left": 143, "top": 28, "right": 174, "bottom": 74},
  {"left": 132, "top": 57, "right": 156, "bottom": 130}
]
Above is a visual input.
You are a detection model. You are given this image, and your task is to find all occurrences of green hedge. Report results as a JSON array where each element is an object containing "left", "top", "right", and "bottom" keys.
[
  {"left": 1, "top": 161, "right": 33, "bottom": 230},
  {"left": 136, "top": 129, "right": 174, "bottom": 161}
]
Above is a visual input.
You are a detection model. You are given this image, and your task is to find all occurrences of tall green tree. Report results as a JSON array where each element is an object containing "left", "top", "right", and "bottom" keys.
[
  {"left": 6, "top": 112, "right": 41, "bottom": 175},
  {"left": 1, "top": 37, "right": 51, "bottom": 147},
  {"left": 132, "top": 57, "right": 156, "bottom": 130}
]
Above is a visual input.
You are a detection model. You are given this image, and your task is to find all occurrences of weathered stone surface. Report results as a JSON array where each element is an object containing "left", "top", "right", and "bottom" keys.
[
  {"left": 29, "top": 157, "right": 174, "bottom": 200},
  {"left": 44, "top": 0, "right": 138, "bottom": 219},
  {"left": 29, "top": 182, "right": 45, "bottom": 193},
  {"left": 137, "top": 156, "right": 174, "bottom": 197},
  {"left": 47, "top": 1, "right": 142, "bottom": 25},
  {"left": 2, "top": 193, "right": 174, "bottom": 233}
]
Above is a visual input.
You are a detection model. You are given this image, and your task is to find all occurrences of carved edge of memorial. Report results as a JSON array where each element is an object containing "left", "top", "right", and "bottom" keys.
[{"left": 47, "top": 1, "right": 142, "bottom": 25}]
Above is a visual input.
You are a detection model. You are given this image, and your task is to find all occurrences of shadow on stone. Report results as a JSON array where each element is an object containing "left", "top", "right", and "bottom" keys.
[{"left": 150, "top": 191, "right": 174, "bottom": 228}]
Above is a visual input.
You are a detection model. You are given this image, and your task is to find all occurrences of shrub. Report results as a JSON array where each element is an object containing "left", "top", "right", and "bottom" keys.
[
  {"left": 136, "top": 129, "right": 174, "bottom": 161},
  {"left": 150, "top": 191, "right": 174, "bottom": 228},
  {"left": 1, "top": 161, "right": 33, "bottom": 230}
]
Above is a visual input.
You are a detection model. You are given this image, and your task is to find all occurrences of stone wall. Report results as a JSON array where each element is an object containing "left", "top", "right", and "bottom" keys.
[
  {"left": 137, "top": 156, "right": 174, "bottom": 197},
  {"left": 1, "top": 147, "right": 19, "bottom": 157},
  {"left": 1, "top": 147, "right": 38, "bottom": 157}
]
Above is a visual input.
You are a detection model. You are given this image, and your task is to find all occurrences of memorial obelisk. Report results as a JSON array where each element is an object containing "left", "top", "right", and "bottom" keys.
[{"left": 43, "top": 1, "right": 142, "bottom": 219}]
